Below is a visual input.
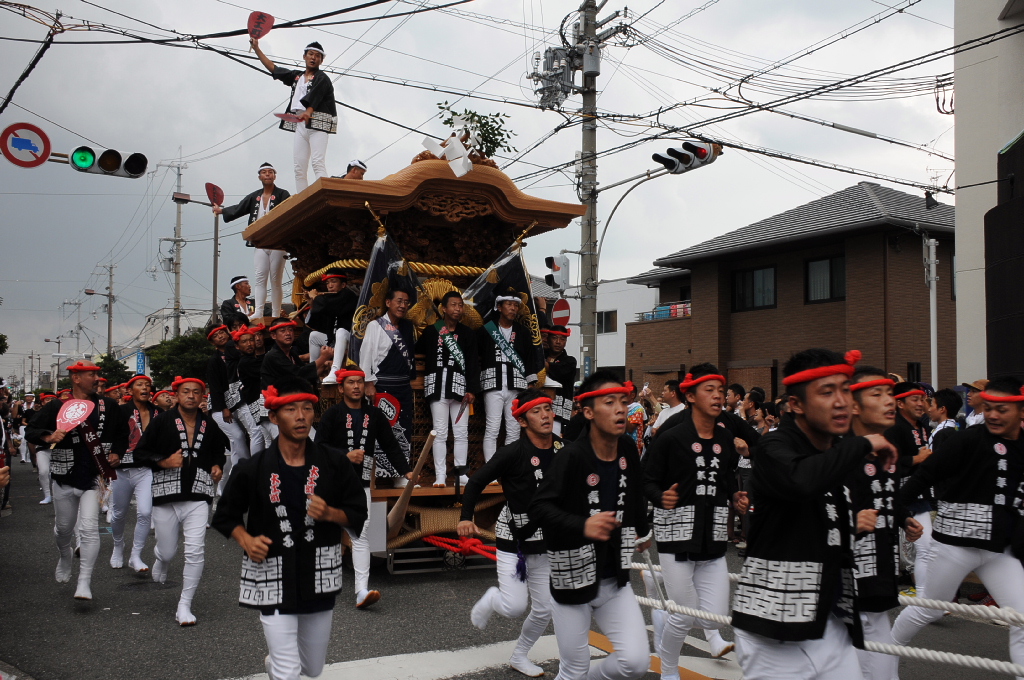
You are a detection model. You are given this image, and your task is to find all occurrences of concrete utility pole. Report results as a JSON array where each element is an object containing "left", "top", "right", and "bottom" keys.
[
  {"left": 105, "top": 264, "right": 115, "bottom": 356},
  {"left": 158, "top": 161, "right": 188, "bottom": 337},
  {"left": 578, "top": 0, "right": 600, "bottom": 378},
  {"left": 924, "top": 235, "right": 939, "bottom": 387},
  {"left": 62, "top": 299, "right": 83, "bottom": 355}
]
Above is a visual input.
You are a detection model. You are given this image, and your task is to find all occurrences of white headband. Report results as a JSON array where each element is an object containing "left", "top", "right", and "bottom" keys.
[
  {"left": 232, "top": 277, "right": 249, "bottom": 288},
  {"left": 305, "top": 46, "right": 324, "bottom": 56},
  {"left": 494, "top": 295, "right": 522, "bottom": 310},
  {"left": 259, "top": 163, "right": 275, "bottom": 173},
  {"left": 348, "top": 159, "right": 367, "bottom": 171}
]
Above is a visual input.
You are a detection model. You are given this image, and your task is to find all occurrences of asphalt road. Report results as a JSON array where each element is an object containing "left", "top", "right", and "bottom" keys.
[{"left": 0, "top": 463, "right": 1017, "bottom": 680}]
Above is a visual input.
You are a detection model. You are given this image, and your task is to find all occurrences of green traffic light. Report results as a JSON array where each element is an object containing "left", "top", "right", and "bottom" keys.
[{"left": 71, "top": 146, "right": 96, "bottom": 169}]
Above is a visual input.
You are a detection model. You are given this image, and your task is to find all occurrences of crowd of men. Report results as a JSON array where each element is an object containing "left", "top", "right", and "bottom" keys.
[{"left": 2, "top": 297, "right": 1022, "bottom": 680}]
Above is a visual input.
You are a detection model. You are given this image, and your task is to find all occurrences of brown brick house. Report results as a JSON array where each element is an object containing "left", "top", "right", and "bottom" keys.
[{"left": 625, "top": 182, "right": 956, "bottom": 397}]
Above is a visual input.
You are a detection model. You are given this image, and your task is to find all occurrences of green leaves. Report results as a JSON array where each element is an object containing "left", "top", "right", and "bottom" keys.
[
  {"left": 437, "top": 102, "right": 517, "bottom": 159},
  {"left": 147, "top": 330, "right": 212, "bottom": 388}
]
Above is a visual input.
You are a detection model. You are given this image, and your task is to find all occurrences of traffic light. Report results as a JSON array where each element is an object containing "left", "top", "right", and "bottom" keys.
[
  {"left": 652, "top": 140, "right": 722, "bottom": 174},
  {"left": 544, "top": 254, "right": 571, "bottom": 292},
  {"left": 70, "top": 146, "right": 148, "bottom": 178}
]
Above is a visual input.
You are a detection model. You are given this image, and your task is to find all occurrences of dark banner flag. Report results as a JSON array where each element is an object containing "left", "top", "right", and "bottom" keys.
[
  {"left": 348, "top": 233, "right": 421, "bottom": 365},
  {"left": 462, "top": 242, "right": 545, "bottom": 377}
]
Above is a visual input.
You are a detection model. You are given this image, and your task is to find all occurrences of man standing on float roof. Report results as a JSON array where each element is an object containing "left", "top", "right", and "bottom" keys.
[
  {"left": 213, "top": 162, "right": 290, "bottom": 320},
  {"left": 251, "top": 37, "right": 337, "bottom": 191}
]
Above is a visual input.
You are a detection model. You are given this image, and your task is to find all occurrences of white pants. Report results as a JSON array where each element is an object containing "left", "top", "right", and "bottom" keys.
[
  {"left": 550, "top": 578, "right": 650, "bottom": 680},
  {"left": 262, "top": 419, "right": 279, "bottom": 446},
  {"left": 892, "top": 542, "right": 1024, "bottom": 675},
  {"left": 857, "top": 611, "right": 898, "bottom": 680},
  {"left": 19, "top": 426, "right": 29, "bottom": 462},
  {"left": 344, "top": 487, "right": 372, "bottom": 595},
  {"left": 53, "top": 483, "right": 99, "bottom": 584},
  {"left": 293, "top": 124, "right": 329, "bottom": 192},
  {"left": 110, "top": 467, "right": 153, "bottom": 558},
  {"left": 237, "top": 406, "right": 266, "bottom": 456},
  {"left": 489, "top": 550, "right": 552, "bottom": 658},
  {"left": 309, "top": 328, "right": 350, "bottom": 368},
  {"left": 483, "top": 388, "right": 520, "bottom": 461},
  {"left": 37, "top": 449, "right": 51, "bottom": 500},
  {"left": 734, "top": 615, "right": 864, "bottom": 680},
  {"left": 429, "top": 398, "right": 469, "bottom": 481},
  {"left": 909, "top": 510, "right": 933, "bottom": 592},
  {"left": 253, "top": 248, "right": 286, "bottom": 319},
  {"left": 659, "top": 556, "right": 730, "bottom": 673},
  {"left": 260, "top": 609, "right": 333, "bottom": 680},
  {"left": 153, "top": 500, "right": 208, "bottom": 608},
  {"left": 213, "top": 411, "right": 250, "bottom": 495}
]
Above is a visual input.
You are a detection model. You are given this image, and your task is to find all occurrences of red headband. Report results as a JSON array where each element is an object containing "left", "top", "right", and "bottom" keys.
[
  {"left": 124, "top": 375, "right": 152, "bottom": 388},
  {"left": 541, "top": 328, "right": 572, "bottom": 337},
  {"left": 850, "top": 378, "right": 895, "bottom": 392},
  {"left": 575, "top": 380, "right": 635, "bottom": 403},
  {"left": 680, "top": 373, "right": 726, "bottom": 390},
  {"left": 206, "top": 324, "right": 228, "bottom": 340},
  {"left": 269, "top": 321, "right": 298, "bottom": 332},
  {"left": 104, "top": 385, "right": 120, "bottom": 393},
  {"left": 231, "top": 326, "right": 254, "bottom": 341},
  {"left": 66, "top": 361, "right": 101, "bottom": 373},
  {"left": 171, "top": 376, "right": 207, "bottom": 392},
  {"left": 262, "top": 385, "right": 319, "bottom": 410},
  {"left": 249, "top": 323, "right": 266, "bottom": 333},
  {"left": 122, "top": 394, "right": 133, "bottom": 402},
  {"left": 511, "top": 396, "right": 553, "bottom": 418},
  {"left": 782, "top": 350, "right": 861, "bottom": 386},
  {"left": 152, "top": 390, "right": 171, "bottom": 400},
  {"left": 334, "top": 369, "right": 366, "bottom": 382},
  {"left": 894, "top": 389, "right": 926, "bottom": 400},
  {"left": 980, "top": 387, "right": 1024, "bottom": 403},
  {"left": 322, "top": 273, "right": 347, "bottom": 281},
  {"left": 39, "top": 392, "right": 55, "bottom": 399}
]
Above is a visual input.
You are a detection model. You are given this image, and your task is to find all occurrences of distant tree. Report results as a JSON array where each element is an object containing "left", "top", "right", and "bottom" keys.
[
  {"left": 97, "top": 354, "right": 133, "bottom": 385},
  {"left": 147, "top": 330, "right": 212, "bottom": 388},
  {"left": 0, "top": 333, "right": 8, "bottom": 356},
  {"left": 57, "top": 377, "right": 72, "bottom": 390}
]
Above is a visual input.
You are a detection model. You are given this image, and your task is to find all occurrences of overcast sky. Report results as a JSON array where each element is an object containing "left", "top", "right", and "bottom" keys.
[{"left": 0, "top": 0, "right": 955, "bottom": 385}]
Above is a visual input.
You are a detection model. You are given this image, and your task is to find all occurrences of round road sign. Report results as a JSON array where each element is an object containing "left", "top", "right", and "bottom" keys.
[
  {"left": 0, "top": 122, "right": 51, "bottom": 168},
  {"left": 551, "top": 298, "right": 571, "bottom": 326}
]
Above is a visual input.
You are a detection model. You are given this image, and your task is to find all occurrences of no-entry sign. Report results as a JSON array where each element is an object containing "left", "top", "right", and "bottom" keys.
[
  {"left": 551, "top": 298, "right": 571, "bottom": 326},
  {"left": 0, "top": 122, "right": 51, "bottom": 168}
]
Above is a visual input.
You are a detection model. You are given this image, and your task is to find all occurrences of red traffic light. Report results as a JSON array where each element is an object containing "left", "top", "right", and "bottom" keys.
[{"left": 682, "top": 141, "right": 708, "bottom": 159}]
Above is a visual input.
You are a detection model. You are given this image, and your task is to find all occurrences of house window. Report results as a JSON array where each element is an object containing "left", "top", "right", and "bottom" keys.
[
  {"left": 806, "top": 256, "right": 846, "bottom": 303},
  {"left": 596, "top": 310, "right": 618, "bottom": 334},
  {"left": 907, "top": 362, "right": 921, "bottom": 383},
  {"left": 733, "top": 267, "right": 776, "bottom": 311}
]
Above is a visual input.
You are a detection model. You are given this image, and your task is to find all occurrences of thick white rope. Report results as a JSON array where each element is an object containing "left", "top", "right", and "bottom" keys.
[
  {"left": 630, "top": 563, "right": 1024, "bottom": 627},
  {"left": 634, "top": 595, "right": 1024, "bottom": 677}
]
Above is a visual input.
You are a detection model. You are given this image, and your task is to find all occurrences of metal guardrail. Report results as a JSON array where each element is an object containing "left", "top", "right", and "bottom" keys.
[{"left": 635, "top": 300, "right": 691, "bottom": 322}]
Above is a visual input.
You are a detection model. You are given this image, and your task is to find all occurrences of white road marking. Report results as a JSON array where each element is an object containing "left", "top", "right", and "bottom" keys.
[{"left": 221, "top": 635, "right": 606, "bottom": 680}]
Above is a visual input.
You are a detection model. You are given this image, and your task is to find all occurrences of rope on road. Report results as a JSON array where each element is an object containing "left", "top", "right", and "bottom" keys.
[
  {"left": 422, "top": 535, "right": 498, "bottom": 561},
  {"left": 630, "top": 563, "right": 1024, "bottom": 627}
]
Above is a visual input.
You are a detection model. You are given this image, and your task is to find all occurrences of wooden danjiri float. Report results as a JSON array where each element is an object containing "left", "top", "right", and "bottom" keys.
[{"left": 243, "top": 152, "right": 585, "bottom": 572}]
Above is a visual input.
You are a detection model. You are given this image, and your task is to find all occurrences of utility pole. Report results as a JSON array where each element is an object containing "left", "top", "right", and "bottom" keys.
[
  {"left": 62, "top": 298, "right": 83, "bottom": 355},
  {"left": 923, "top": 234, "right": 939, "bottom": 387},
  {"left": 158, "top": 161, "right": 187, "bottom": 337},
  {"left": 578, "top": 0, "right": 600, "bottom": 378},
  {"left": 105, "top": 264, "right": 115, "bottom": 356}
]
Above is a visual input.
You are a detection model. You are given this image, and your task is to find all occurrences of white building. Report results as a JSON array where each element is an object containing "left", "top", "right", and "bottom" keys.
[{"left": 953, "top": 1, "right": 1024, "bottom": 381}]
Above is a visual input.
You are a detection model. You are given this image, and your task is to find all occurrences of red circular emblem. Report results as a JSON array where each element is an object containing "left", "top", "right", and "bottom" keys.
[
  {"left": 995, "top": 443, "right": 1007, "bottom": 455},
  {"left": 691, "top": 442, "right": 702, "bottom": 453},
  {"left": 864, "top": 463, "right": 876, "bottom": 477},
  {"left": 886, "top": 464, "right": 897, "bottom": 474},
  {"left": 712, "top": 443, "right": 722, "bottom": 454},
  {"left": 531, "top": 456, "right": 540, "bottom": 466},
  {"left": 587, "top": 473, "right": 599, "bottom": 487},
  {"left": 717, "top": 421, "right": 725, "bottom": 427},
  {"left": 619, "top": 457, "right": 627, "bottom": 470}
]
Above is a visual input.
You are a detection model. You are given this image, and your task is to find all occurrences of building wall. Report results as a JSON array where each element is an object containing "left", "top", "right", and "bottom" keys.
[
  {"left": 625, "top": 228, "right": 958, "bottom": 397},
  {"left": 953, "top": 0, "right": 1024, "bottom": 382}
]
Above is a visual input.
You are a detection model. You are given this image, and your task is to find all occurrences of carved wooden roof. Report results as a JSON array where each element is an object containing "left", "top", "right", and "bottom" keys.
[{"left": 242, "top": 159, "right": 587, "bottom": 252}]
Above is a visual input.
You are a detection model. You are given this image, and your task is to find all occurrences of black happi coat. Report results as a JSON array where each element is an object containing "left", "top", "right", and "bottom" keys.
[
  {"left": 887, "top": 415, "right": 933, "bottom": 508},
  {"left": 26, "top": 394, "right": 128, "bottom": 490},
  {"left": 531, "top": 430, "right": 650, "bottom": 605},
  {"left": 901, "top": 425, "right": 1024, "bottom": 553},
  {"left": 261, "top": 343, "right": 319, "bottom": 390},
  {"left": 120, "top": 400, "right": 161, "bottom": 468},
  {"left": 207, "top": 347, "right": 240, "bottom": 412},
  {"left": 272, "top": 67, "right": 338, "bottom": 134},
  {"left": 315, "top": 402, "right": 410, "bottom": 486},
  {"left": 306, "top": 289, "right": 358, "bottom": 338},
  {"left": 417, "top": 322, "right": 480, "bottom": 401},
  {"left": 731, "top": 418, "right": 869, "bottom": 643},
  {"left": 221, "top": 295, "right": 255, "bottom": 320},
  {"left": 134, "top": 407, "right": 228, "bottom": 505},
  {"left": 545, "top": 350, "right": 578, "bottom": 423},
  {"left": 213, "top": 440, "right": 367, "bottom": 611},
  {"left": 477, "top": 321, "right": 540, "bottom": 392},
  {"left": 462, "top": 436, "right": 564, "bottom": 554},
  {"left": 657, "top": 407, "right": 761, "bottom": 451},
  {"left": 235, "top": 352, "right": 266, "bottom": 421},
  {"left": 220, "top": 186, "right": 291, "bottom": 227},
  {"left": 847, "top": 454, "right": 903, "bottom": 612},
  {"left": 644, "top": 414, "right": 739, "bottom": 558}
]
